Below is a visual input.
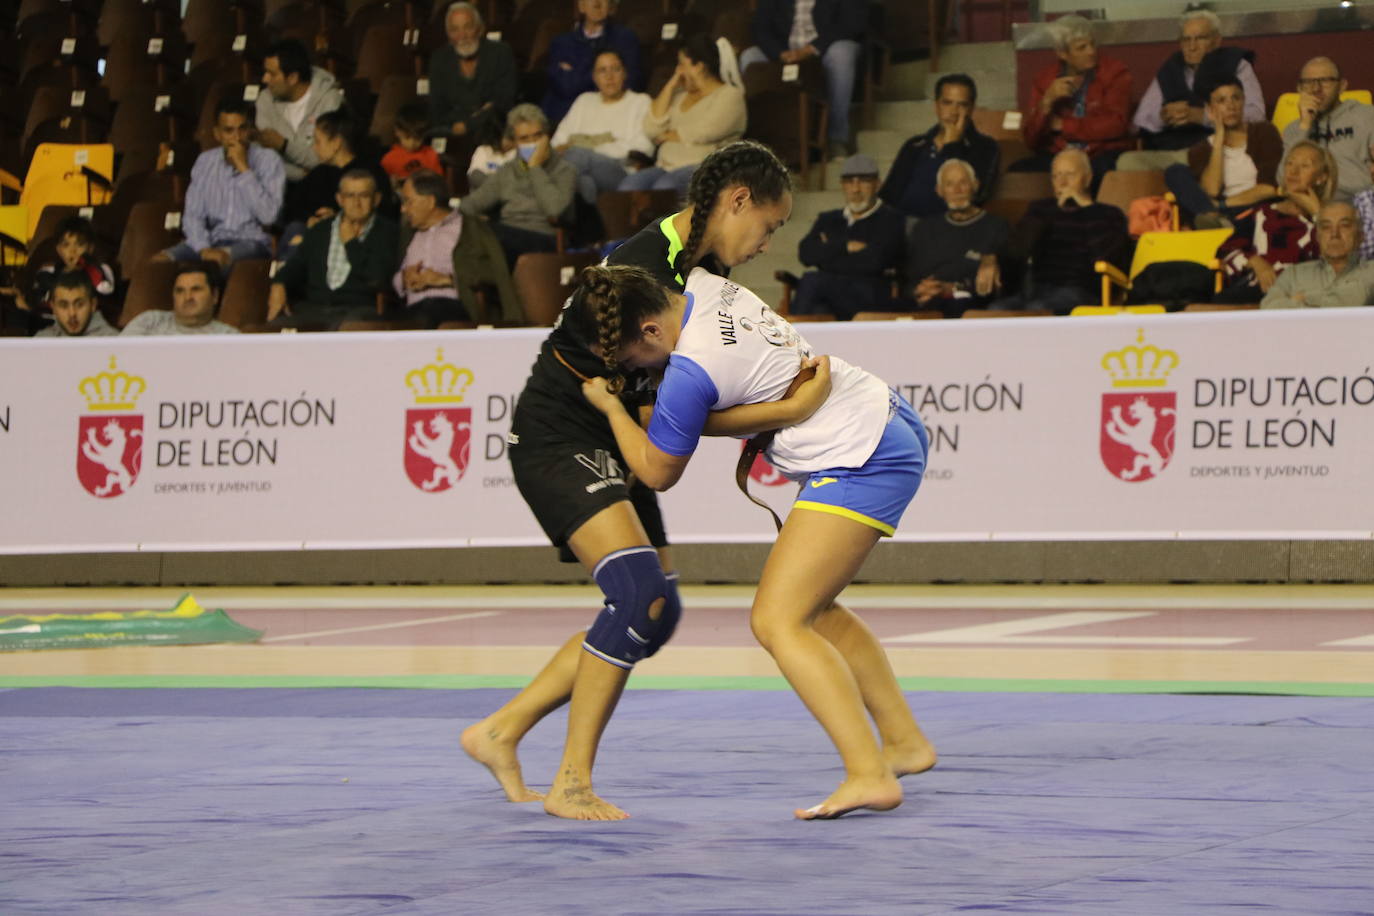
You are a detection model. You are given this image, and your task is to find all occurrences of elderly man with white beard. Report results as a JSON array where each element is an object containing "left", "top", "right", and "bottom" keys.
[
  {"left": 904, "top": 158, "right": 1009, "bottom": 317},
  {"left": 428, "top": 1, "right": 518, "bottom": 141},
  {"left": 791, "top": 154, "right": 907, "bottom": 319}
]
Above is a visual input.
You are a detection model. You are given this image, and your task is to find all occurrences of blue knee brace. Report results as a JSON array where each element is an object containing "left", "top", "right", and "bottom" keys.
[{"left": 583, "top": 547, "right": 674, "bottom": 669}]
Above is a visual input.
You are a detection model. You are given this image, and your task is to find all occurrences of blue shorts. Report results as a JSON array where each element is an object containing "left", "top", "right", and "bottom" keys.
[{"left": 792, "top": 392, "right": 927, "bottom": 536}]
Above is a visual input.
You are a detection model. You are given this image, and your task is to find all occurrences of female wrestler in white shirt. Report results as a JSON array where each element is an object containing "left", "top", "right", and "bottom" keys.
[{"left": 576, "top": 263, "right": 937, "bottom": 819}]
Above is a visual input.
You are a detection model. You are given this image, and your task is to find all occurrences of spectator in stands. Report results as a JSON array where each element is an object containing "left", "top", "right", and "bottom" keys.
[
  {"left": 282, "top": 109, "right": 391, "bottom": 253},
  {"left": 429, "top": 1, "right": 518, "bottom": 142},
  {"left": 1283, "top": 56, "right": 1374, "bottom": 202},
  {"left": 467, "top": 125, "right": 518, "bottom": 189},
  {"left": 394, "top": 170, "right": 468, "bottom": 327},
  {"left": 2, "top": 215, "right": 114, "bottom": 318},
  {"left": 991, "top": 148, "right": 1129, "bottom": 314},
  {"left": 34, "top": 271, "right": 116, "bottom": 337},
  {"left": 791, "top": 154, "right": 905, "bottom": 319},
  {"left": 157, "top": 99, "right": 285, "bottom": 270},
  {"left": 1017, "top": 16, "right": 1132, "bottom": 180},
  {"left": 256, "top": 39, "right": 346, "bottom": 182},
  {"left": 541, "top": 0, "right": 645, "bottom": 125},
  {"left": 906, "top": 158, "right": 1009, "bottom": 317},
  {"left": 122, "top": 262, "right": 239, "bottom": 335},
  {"left": 620, "top": 35, "right": 745, "bottom": 194},
  {"left": 553, "top": 50, "right": 653, "bottom": 204},
  {"left": 1215, "top": 140, "right": 1333, "bottom": 303},
  {"left": 1261, "top": 200, "right": 1374, "bottom": 308},
  {"left": 880, "top": 73, "right": 999, "bottom": 219},
  {"left": 461, "top": 104, "right": 576, "bottom": 266},
  {"left": 1164, "top": 76, "right": 1283, "bottom": 229},
  {"left": 267, "top": 169, "right": 400, "bottom": 327},
  {"left": 381, "top": 102, "right": 446, "bottom": 189},
  {"left": 1355, "top": 188, "right": 1374, "bottom": 262},
  {"left": 737, "top": 0, "right": 866, "bottom": 155},
  {"left": 1119, "top": 10, "right": 1264, "bottom": 170}
]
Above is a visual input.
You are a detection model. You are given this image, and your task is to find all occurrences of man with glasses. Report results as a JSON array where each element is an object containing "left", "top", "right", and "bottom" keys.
[
  {"left": 1120, "top": 10, "right": 1263, "bottom": 170},
  {"left": 1284, "top": 56, "right": 1374, "bottom": 201}
]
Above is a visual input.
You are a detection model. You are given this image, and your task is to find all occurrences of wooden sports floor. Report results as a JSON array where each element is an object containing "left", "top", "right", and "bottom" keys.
[{"left": 3, "top": 583, "right": 1371, "bottom": 694}]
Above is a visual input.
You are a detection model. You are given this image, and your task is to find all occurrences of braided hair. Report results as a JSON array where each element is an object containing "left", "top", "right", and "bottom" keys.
[
  {"left": 679, "top": 140, "right": 790, "bottom": 277},
  {"left": 565, "top": 264, "right": 671, "bottom": 394}
]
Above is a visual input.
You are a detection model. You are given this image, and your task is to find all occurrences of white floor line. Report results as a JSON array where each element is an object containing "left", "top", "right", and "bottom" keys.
[
  {"left": 1320, "top": 634, "right": 1374, "bottom": 647},
  {"left": 260, "top": 611, "right": 503, "bottom": 643},
  {"left": 884, "top": 611, "right": 1251, "bottom": 646}
]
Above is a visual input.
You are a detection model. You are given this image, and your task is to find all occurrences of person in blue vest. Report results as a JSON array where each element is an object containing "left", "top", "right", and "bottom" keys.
[
  {"left": 541, "top": 0, "right": 645, "bottom": 124},
  {"left": 1118, "top": 10, "right": 1264, "bottom": 170}
]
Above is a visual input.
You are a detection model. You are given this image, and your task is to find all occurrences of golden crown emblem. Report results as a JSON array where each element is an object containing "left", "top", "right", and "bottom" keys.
[
  {"left": 1101, "top": 329, "right": 1179, "bottom": 388},
  {"left": 78, "top": 356, "right": 146, "bottom": 411},
  {"left": 406, "top": 348, "right": 474, "bottom": 404}
]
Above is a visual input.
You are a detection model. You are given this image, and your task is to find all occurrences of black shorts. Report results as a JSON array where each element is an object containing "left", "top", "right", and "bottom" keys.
[{"left": 509, "top": 431, "right": 668, "bottom": 563}]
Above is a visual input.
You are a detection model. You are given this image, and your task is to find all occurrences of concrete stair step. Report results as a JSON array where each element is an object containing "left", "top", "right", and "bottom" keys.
[
  {"left": 933, "top": 41, "right": 1014, "bottom": 73},
  {"left": 854, "top": 128, "right": 908, "bottom": 162},
  {"left": 871, "top": 99, "right": 936, "bottom": 132},
  {"left": 878, "top": 59, "right": 930, "bottom": 101}
]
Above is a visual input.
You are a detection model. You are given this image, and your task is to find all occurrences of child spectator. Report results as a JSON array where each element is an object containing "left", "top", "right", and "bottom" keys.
[
  {"left": 382, "top": 103, "right": 446, "bottom": 189},
  {"left": 2, "top": 215, "right": 115, "bottom": 321}
]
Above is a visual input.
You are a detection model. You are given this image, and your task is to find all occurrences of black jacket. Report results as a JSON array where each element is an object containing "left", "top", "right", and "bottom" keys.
[
  {"left": 750, "top": 0, "right": 867, "bottom": 59},
  {"left": 880, "top": 123, "right": 999, "bottom": 219}
]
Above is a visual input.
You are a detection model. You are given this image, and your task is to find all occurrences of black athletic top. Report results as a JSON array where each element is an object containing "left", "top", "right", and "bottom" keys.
[{"left": 511, "top": 213, "right": 726, "bottom": 443}]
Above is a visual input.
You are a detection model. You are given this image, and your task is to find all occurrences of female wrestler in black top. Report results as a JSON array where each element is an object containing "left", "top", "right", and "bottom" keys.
[{"left": 461, "top": 141, "right": 808, "bottom": 820}]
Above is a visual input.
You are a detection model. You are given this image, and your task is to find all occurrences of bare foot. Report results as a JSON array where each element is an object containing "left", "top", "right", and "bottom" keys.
[
  {"left": 544, "top": 773, "right": 630, "bottom": 821},
  {"left": 460, "top": 720, "right": 544, "bottom": 802},
  {"left": 794, "top": 774, "right": 902, "bottom": 820},
  {"left": 885, "top": 739, "right": 938, "bottom": 777}
]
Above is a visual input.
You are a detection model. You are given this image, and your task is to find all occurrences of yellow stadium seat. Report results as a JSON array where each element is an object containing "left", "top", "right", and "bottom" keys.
[
  {"left": 0, "top": 205, "right": 28, "bottom": 268},
  {"left": 1093, "top": 228, "right": 1233, "bottom": 307},
  {"left": 19, "top": 144, "right": 114, "bottom": 240},
  {"left": 1271, "top": 90, "right": 1373, "bottom": 133}
]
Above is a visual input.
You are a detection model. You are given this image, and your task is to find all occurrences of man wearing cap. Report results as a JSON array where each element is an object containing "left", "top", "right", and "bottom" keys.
[{"left": 793, "top": 154, "right": 907, "bottom": 319}]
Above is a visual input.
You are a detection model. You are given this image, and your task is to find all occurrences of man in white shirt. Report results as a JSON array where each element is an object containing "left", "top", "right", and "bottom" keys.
[
  {"left": 552, "top": 50, "right": 653, "bottom": 203},
  {"left": 34, "top": 272, "right": 117, "bottom": 337},
  {"left": 122, "top": 262, "right": 240, "bottom": 335}
]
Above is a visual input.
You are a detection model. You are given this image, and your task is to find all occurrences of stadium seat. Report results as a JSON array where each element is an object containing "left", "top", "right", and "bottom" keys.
[
  {"left": 19, "top": 143, "right": 114, "bottom": 239},
  {"left": 1094, "top": 228, "right": 1232, "bottom": 307},
  {"left": 743, "top": 60, "right": 829, "bottom": 189},
  {"left": 512, "top": 250, "right": 599, "bottom": 326},
  {"left": 595, "top": 190, "right": 680, "bottom": 243},
  {"left": 118, "top": 258, "right": 182, "bottom": 327},
  {"left": 116, "top": 198, "right": 183, "bottom": 279},
  {"left": 1095, "top": 170, "right": 1169, "bottom": 220},
  {"left": 982, "top": 197, "right": 1031, "bottom": 227},
  {"left": 1271, "top": 90, "right": 1373, "bottom": 134},
  {"left": 989, "top": 170, "right": 1052, "bottom": 200},
  {"left": 217, "top": 258, "right": 273, "bottom": 329}
]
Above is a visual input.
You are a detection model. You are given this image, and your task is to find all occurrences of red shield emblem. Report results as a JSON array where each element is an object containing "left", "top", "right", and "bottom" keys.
[
  {"left": 1100, "top": 392, "right": 1176, "bottom": 482},
  {"left": 76, "top": 415, "right": 143, "bottom": 498},
  {"left": 743, "top": 444, "right": 789, "bottom": 487},
  {"left": 404, "top": 407, "right": 470, "bottom": 492}
]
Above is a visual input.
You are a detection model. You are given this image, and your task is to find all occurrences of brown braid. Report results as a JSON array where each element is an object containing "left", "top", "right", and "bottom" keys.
[
  {"left": 565, "top": 265, "right": 672, "bottom": 395},
  {"left": 680, "top": 140, "right": 790, "bottom": 275}
]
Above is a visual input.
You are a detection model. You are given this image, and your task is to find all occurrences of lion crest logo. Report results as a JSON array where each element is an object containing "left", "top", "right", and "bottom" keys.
[
  {"left": 404, "top": 408, "right": 471, "bottom": 492},
  {"left": 1100, "top": 393, "right": 1176, "bottom": 482},
  {"left": 76, "top": 415, "right": 144, "bottom": 498}
]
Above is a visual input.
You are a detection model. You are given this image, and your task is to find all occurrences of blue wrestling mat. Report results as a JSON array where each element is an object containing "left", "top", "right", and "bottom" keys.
[{"left": 2, "top": 688, "right": 1371, "bottom": 915}]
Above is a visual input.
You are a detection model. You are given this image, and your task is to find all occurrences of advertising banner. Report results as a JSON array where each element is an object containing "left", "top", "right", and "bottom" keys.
[{"left": 1, "top": 309, "right": 1370, "bottom": 554}]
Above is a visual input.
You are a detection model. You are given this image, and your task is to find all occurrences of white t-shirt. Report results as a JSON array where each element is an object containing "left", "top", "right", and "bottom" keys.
[
  {"left": 281, "top": 84, "right": 314, "bottom": 133},
  {"left": 1222, "top": 143, "right": 1259, "bottom": 199},
  {"left": 551, "top": 91, "right": 654, "bottom": 160},
  {"left": 648, "top": 269, "right": 891, "bottom": 478}
]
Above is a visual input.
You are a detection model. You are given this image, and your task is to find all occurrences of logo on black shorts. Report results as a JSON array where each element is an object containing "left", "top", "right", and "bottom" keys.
[{"left": 576, "top": 449, "right": 625, "bottom": 493}]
